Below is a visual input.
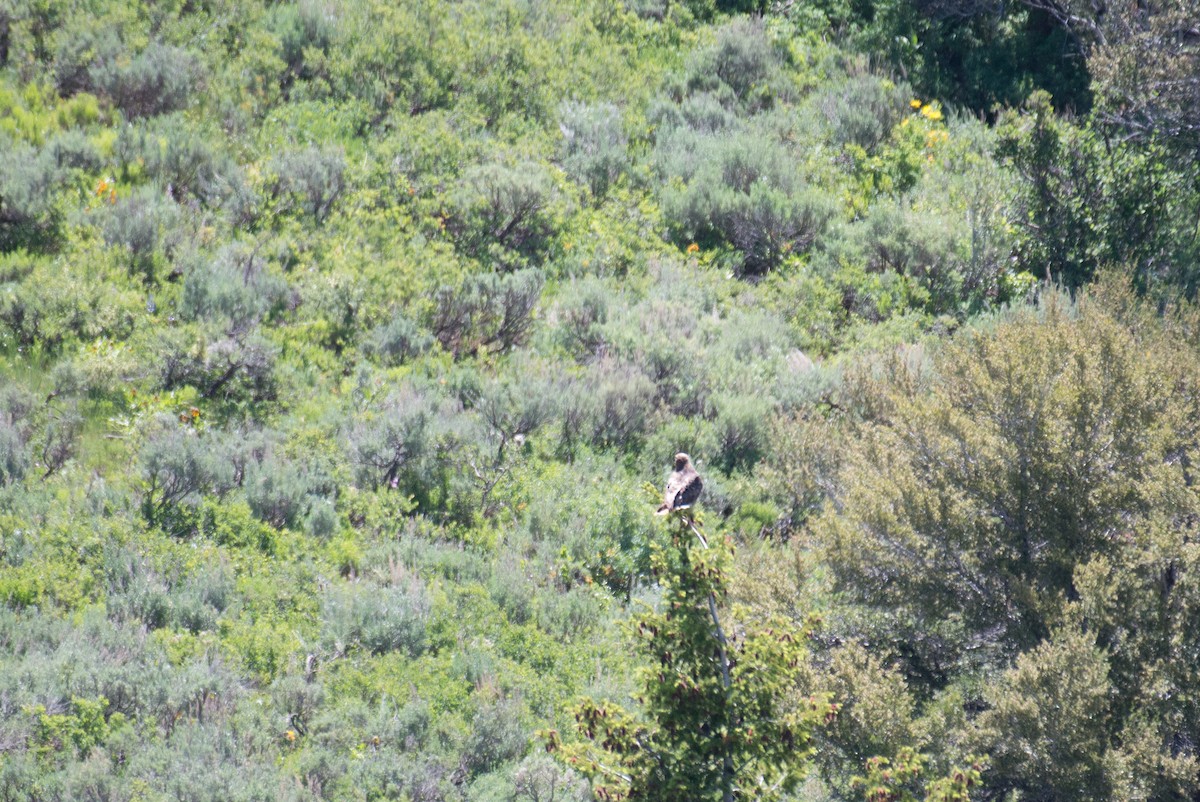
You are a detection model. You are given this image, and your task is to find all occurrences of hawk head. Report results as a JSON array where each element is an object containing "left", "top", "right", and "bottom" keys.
[{"left": 674, "top": 452, "right": 692, "bottom": 471}]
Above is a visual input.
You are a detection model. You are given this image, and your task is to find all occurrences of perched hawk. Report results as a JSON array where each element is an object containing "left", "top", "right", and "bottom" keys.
[{"left": 656, "top": 453, "right": 702, "bottom": 514}]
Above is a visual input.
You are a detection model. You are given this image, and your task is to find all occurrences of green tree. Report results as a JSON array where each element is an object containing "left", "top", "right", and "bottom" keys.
[
  {"left": 997, "top": 91, "right": 1189, "bottom": 294},
  {"left": 1088, "top": 0, "right": 1200, "bottom": 151},
  {"left": 549, "top": 511, "right": 831, "bottom": 801},
  {"left": 819, "top": 284, "right": 1200, "bottom": 797},
  {"left": 820, "top": 286, "right": 1200, "bottom": 680}
]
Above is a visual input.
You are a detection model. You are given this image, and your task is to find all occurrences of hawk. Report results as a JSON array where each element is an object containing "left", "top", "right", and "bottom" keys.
[{"left": 656, "top": 452, "right": 702, "bottom": 514}]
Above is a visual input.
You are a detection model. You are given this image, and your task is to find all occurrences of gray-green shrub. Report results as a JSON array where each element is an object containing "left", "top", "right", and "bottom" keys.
[
  {"left": 711, "top": 393, "right": 771, "bottom": 475},
  {"left": 430, "top": 268, "right": 544, "bottom": 357},
  {"left": 181, "top": 243, "right": 288, "bottom": 334},
  {"left": 271, "top": 0, "right": 338, "bottom": 85},
  {"left": 320, "top": 579, "right": 430, "bottom": 657},
  {"left": 140, "top": 422, "right": 237, "bottom": 529},
  {"left": 269, "top": 145, "right": 345, "bottom": 224},
  {"left": 0, "top": 419, "right": 29, "bottom": 487},
  {"left": 116, "top": 115, "right": 228, "bottom": 204},
  {"left": 818, "top": 73, "right": 910, "bottom": 150},
  {"left": 348, "top": 383, "right": 461, "bottom": 504},
  {"left": 364, "top": 311, "right": 433, "bottom": 365},
  {"left": 586, "top": 358, "right": 657, "bottom": 450},
  {"left": 156, "top": 331, "right": 278, "bottom": 406},
  {"left": 93, "top": 42, "right": 202, "bottom": 119},
  {"left": 558, "top": 101, "right": 627, "bottom": 199},
  {"left": 683, "top": 18, "right": 785, "bottom": 112},
  {"left": 658, "top": 127, "right": 834, "bottom": 274},
  {"left": 549, "top": 276, "right": 611, "bottom": 360},
  {"left": 0, "top": 138, "right": 62, "bottom": 251},
  {"left": 102, "top": 184, "right": 184, "bottom": 279},
  {"left": 52, "top": 25, "right": 121, "bottom": 96},
  {"left": 450, "top": 162, "right": 556, "bottom": 266}
]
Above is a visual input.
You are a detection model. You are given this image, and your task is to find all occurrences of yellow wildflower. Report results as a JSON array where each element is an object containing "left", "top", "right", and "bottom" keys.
[
  {"left": 920, "top": 103, "right": 943, "bottom": 122},
  {"left": 285, "top": 730, "right": 297, "bottom": 742},
  {"left": 910, "top": 99, "right": 922, "bottom": 109},
  {"left": 686, "top": 243, "right": 700, "bottom": 254}
]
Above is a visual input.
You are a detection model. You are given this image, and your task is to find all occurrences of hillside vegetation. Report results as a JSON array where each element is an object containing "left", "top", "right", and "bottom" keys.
[{"left": 1, "top": 1, "right": 1199, "bottom": 800}]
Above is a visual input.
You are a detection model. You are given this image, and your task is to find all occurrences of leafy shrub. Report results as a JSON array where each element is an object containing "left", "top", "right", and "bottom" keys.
[
  {"left": 34, "top": 403, "right": 82, "bottom": 480},
  {"left": 709, "top": 308, "right": 789, "bottom": 367},
  {"left": 244, "top": 456, "right": 330, "bottom": 530},
  {"left": 120, "top": 720, "right": 303, "bottom": 802},
  {"left": 819, "top": 288, "right": 1200, "bottom": 691},
  {"left": 533, "top": 588, "right": 603, "bottom": 643},
  {"left": 650, "top": 90, "right": 738, "bottom": 136},
  {"left": 46, "top": 129, "right": 102, "bottom": 172},
  {"left": 103, "top": 546, "right": 174, "bottom": 630},
  {"left": 756, "top": 413, "right": 844, "bottom": 535},
  {"left": 550, "top": 277, "right": 611, "bottom": 360},
  {"left": 511, "top": 754, "right": 590, "bottom": 802},
  {"left": 430, "top": 268, "right": 544, "bottom": 357},
  {"left": 474, "top": 366, "right": 561, "bottom": 456},
  {"left": 329, "top": 0, "right": 453, "bottom": 116},
  {"left": 998, "top": 91, "right": 1189, "bottom": 296},
  {"left": 268, "top": 145, "right": 345, "bottom": 224},
  {"left": 395, "top": 533, "right": 490, "bottom": 584},
  {"left": 303, "top": 498, "right": 339, "bottom": 539},
  {"left": 963, "top": 629, "right": 1110, "bottom": 798},
  {"left": 0, "top": 419, "right": 28, "bottom": 487},
  {"left": 348, "top": 383, "right": 459, "bottom": 502},
  {"left": 0, "top": 384, "right": 33, "bottom": 485},
  {"left": 623, "top": 0, "right": 669, "bottom": 20},
  {"left": 0, "top": 253, "right": 142, "bottom": 353},
  {"left": 237, "top": 432, "right": 337, "bottom": 530},
  {"left": 823, "top": 202, "right": 969, "bottom": 316},
  {"left": 558, "top": 101, "right": 627, "bottom": 200},
  {"left": 269, "top": 672, "right": 325, "bottom": 740},
  {"left": 806, "top": 643, "right": 919, "bottom": 796},
  {"left": 602, "top": 291, "right": 714, "bottom": 417},
  {"left": 171, "top": 562, "right": 235, "bottom": 634},
  {"left": 0, "top": 605, "right": 239, "bottom": 729},
  {"left": 526, "top": 456, "right": 654, "bottom": 599},
  {"left": 93, "top": 42, "right": 202, "bottom": 119},
  {"left": 320, "top": 578, "right": 430, "bottom": 657},
  {"left": 487, "top": 555, "right": 535, "bottom": 625},
  {"left": 157, "top": 331, "right": 278, "bottom": 407}
]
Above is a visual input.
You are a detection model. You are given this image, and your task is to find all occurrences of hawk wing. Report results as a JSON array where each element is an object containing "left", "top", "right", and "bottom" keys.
[
  {"left": 672, "top": 471, "right": 702, "bottom": 509},
  {"left": 658, "top": 469, "right": 702, "bottom": 513}
]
